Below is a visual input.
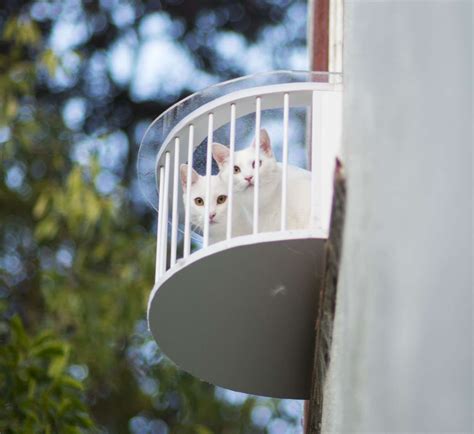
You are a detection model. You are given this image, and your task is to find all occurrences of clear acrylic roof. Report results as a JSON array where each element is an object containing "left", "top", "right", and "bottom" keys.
[{"left": 137, "top": 70, "right": 342, "bottom": 210}]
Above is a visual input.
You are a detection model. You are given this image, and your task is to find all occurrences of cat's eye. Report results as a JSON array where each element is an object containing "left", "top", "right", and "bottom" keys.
[
  {"left": 233, "top": 165, "right": 241, "bottom": 174},
  {"left": 194, "top": 197, "right": 204, "bottom": 206},
  {"left": 252, "top": 160, "right": 262, "bottom": 169},
  {"left": 216, "top": 195, "right": 227, "bottom": 205}
]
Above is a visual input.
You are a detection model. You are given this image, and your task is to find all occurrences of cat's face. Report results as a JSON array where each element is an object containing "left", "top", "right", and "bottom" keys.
[
  {"left": 213, "top": 129, "right": 279, "bottom": 193},
  {"left": 180, "top": 164, "right": 229, "bottom": 232}
]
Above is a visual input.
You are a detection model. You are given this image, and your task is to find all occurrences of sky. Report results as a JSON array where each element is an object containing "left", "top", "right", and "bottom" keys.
[
  {"left": 38, "top": 0, "right": 310, "bottom": 207},
  {"left": 48, "top": 1, "right": 308, "bottom": 104}
]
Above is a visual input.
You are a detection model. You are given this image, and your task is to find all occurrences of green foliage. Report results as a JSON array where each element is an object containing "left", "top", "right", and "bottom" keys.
[
  {"left": 3, "top": 16, "right": 41, "bottom": 47},
  {"left": 0, "top": 314, "right": 95, "bottom": 433},
  {"left": 0, "top": 16, "right": 42, "bottom": 127}
]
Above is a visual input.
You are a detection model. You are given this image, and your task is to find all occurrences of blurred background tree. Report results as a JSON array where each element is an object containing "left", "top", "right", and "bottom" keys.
[
  {"left": 0, "top": 314, "right": 95, "bottom": 433},
  {"left": 0, "top": 1, "right": 307, "bottom": 432}
]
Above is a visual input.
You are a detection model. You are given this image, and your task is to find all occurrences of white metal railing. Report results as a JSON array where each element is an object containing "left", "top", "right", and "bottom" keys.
[{"left": 138, "top": 72, "right": 343, "bottom": 283}]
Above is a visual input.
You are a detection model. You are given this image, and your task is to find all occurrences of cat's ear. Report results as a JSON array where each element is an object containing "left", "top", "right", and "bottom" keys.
[
  {"left": 180, "top": 164, "right": 199, "bottom": 190},
  {"left": 212, "top": 143, "right": 230, "bottom": 168},
  {"left": 252, "top": 129, "right": 273, "bottom": 157}
]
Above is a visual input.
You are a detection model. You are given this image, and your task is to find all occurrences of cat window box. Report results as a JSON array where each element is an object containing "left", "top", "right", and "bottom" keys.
[{"left": 138, "top": 71, "right": 342, "bottom": 399}]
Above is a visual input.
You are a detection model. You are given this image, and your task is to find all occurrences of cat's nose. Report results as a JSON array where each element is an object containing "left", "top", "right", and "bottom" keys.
[
  {"left": 244, "top": 176, "right": 253, "bottom": 183},
  {"left": 209, "top": 212, "right": 216, "bottom": 221}
]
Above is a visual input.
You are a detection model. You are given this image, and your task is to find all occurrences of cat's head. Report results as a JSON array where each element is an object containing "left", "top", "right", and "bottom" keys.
[
  {"left": 180, "top": 164, "right": 229, "bottom": 231},
  {"left": 212, "top": 129, "right": 278, "bottom": 193}
]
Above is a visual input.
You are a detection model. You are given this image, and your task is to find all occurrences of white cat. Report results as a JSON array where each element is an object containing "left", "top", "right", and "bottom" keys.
[
  {"left": 179, "top": 164, "right": 251, "bottom": 244},
  {"left": 212, "top": 129, "right": 312, "bottom": 232}
]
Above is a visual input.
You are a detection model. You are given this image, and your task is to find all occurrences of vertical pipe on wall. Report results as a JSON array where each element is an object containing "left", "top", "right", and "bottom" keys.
[{"left": 309, "top": 0, "right": 330, "bottom": 73}]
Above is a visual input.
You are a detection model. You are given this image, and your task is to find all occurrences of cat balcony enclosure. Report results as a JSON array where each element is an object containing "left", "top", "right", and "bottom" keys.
[{"left": 138, "top": 71, "right": 342, "bottom": 399}]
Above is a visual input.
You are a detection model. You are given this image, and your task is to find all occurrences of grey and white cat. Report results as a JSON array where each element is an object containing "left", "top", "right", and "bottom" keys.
[
  {"left": 212, "top": 129, "right": 312, "bottom": 232},
  {"left": 179, "top": 164, "right": 251, "bottom": 244}
]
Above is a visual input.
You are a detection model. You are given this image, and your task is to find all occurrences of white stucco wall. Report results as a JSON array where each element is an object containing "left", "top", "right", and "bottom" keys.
[{"left": 322, "top": 1, "right": 472, "bottom": 432}]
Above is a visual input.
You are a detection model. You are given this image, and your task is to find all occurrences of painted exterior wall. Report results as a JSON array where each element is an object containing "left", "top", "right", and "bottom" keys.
[{"left": 322, "top": 1, "right": 472, "bottom": 431}]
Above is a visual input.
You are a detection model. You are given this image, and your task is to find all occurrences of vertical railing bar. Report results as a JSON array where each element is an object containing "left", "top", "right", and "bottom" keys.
[
  {"left": 281, "top": 93, "right": 290, "bottom": 231},
  {"left": 183, "top": 125, "right": 194, "bottom": 258},
  {"left": 311, "top": 91, "right": 324, "bottom": 230},
  {"left": 170, "top": 138, "right": 180, "bottom": 266},
  {"left": 155, "top": 166, "right": 165, "bottom": 283},
  {"left": 160, "top": 152, "right": 171, "bottom": 275},
  {"left": 203, "top": 113, "right": 214, "bottom": 247},
  {"left": 253, "top": 97, "right": 261, "bottom": 235},
  {"left": 318, "top": 94, "right": 325, "bottom": 229},
  {"left": 321, "top": 92, "right": 331, "bottom": 232},
  {"left": 226, "top": 104, "right": 236, "bottom": 240}
]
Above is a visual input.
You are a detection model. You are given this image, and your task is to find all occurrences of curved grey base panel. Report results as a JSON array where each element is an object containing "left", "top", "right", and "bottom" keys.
[{"left": 148, "top": 235, "right": 325, "bottom": 399}]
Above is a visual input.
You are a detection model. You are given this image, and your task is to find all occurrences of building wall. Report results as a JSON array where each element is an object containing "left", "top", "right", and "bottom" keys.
[{"left": 322, "top": 1, "right": 472, "bottom": 431}]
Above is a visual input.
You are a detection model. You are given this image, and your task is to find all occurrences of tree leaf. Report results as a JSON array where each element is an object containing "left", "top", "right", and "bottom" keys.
[
  {"left": 33, "top": 193, "right": 50, "bottom": 219},
  {"left": 47, "top": 350, "right": 68, "bottom": 378}
]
